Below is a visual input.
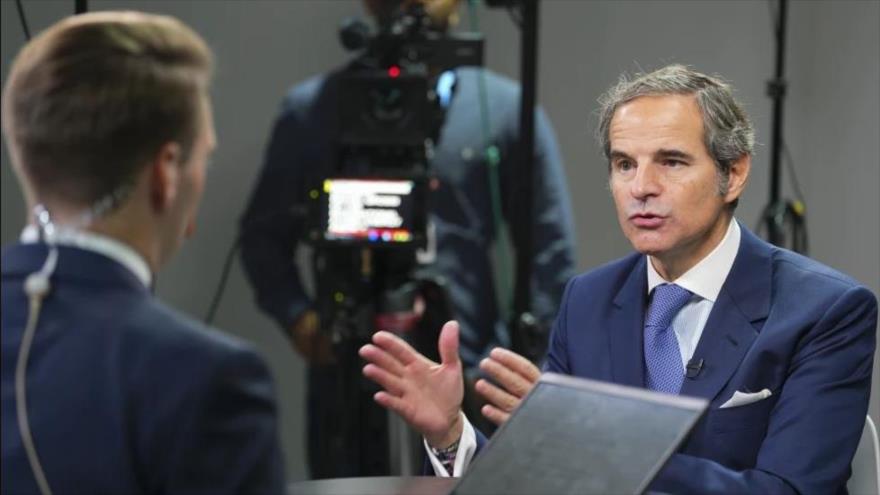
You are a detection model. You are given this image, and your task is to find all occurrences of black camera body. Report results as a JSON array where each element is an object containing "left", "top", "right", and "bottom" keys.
[
  {"left": 304, "top": 5, "right": 483, "bottom": 345},
  {"left": 307, "top": 5, "right": 482, "bottom": 251}
]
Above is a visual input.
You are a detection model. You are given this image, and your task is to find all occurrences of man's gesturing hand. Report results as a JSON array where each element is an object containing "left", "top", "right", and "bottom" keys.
[
  {"left": 476, "top": 347, "right": 541, "bottom": 425},
  {"left": 360, "top": 320, "right": 465, "bottom": 449}
]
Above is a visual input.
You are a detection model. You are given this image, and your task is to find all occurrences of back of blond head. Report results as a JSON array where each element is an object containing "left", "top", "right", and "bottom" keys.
[{"left": 2, "top": 11, "right": 213, "bottom": 208}]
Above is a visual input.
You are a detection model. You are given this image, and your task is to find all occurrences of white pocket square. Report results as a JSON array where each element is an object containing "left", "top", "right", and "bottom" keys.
[{"left": 719, "top": 389, "right": 772, "bottom": 409}]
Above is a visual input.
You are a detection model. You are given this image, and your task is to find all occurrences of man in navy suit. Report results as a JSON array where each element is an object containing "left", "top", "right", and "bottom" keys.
[
  {"left": 359, "top": 64, "right": 877, "bottom": 493},
  {"left": 1, "top": 12, "right": 286, "bottom": 494}
]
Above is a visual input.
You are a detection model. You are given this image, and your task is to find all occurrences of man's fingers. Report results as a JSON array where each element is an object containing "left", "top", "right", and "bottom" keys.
[
  {"left": 374, "top": 391, "right": 411, "bottom": 418},
  {"left": 437, "top": 320, "right": 461, "bottom": 367},
  {"left": 372, "top": 331, "right": 422, "bottom": 366},
  {"left": 363, "top": 363, "right": 405, "bottom": 396},
  {"left": 479, "top": 356, "right": 536, "bottom": 398},
  {"left": 481, "top": 404, "right": 510, "bottom": 426},
  {"left": 359, "top": 344, "right": 405, "bottom": 377},
  {"left": 489, "top": 347, "right": 541, "bottom": 382},
  {"left": 475, "top": 378, "right": 520, "bottom": 412}
]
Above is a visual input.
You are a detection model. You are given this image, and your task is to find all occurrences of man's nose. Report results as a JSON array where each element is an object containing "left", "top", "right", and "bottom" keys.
[{"left": 631, "top": 163, "right": 662, "bottom": 200}]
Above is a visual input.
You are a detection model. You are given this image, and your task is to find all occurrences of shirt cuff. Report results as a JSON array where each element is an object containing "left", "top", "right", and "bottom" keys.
[{"left": 424, "top": 411, "right": 478, "bottom": 477}]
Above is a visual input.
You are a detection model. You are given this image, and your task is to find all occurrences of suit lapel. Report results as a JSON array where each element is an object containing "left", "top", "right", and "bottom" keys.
[
  {"left": 609, "top": 256, "right": 648, "bottom": 387},
  {"left": 678, "top": 289, "right": 758, "bottom": 399},
  {"left": 679, "top": 225, "right": 772, "bottom": 400}
]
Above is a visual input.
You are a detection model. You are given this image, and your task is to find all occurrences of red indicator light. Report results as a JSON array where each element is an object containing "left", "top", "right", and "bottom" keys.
[{"left": 388, "top": 66, "right": 401, "bottom": 78}]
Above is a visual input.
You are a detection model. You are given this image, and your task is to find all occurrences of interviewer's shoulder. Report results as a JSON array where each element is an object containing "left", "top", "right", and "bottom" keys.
[{"left": 122, "top": 298, "right": 272, "bottom": 381}]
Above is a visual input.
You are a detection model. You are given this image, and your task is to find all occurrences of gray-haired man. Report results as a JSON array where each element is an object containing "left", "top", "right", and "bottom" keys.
[{"left": 360, "top": 64, "right": 877, "bottom": 493}]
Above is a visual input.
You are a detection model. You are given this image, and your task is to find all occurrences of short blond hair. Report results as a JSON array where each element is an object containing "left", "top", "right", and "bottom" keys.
[{"left": 2, "top": 11, "right": 213, "bottom": 206}]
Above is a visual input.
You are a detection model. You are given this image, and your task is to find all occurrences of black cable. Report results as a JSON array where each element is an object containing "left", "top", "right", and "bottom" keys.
[
  {"left": 203, "top": 202, "right": 304, "bottom": 326},
  {"left": 16, "top": 0, "right": 32, "bottom": 41},
  {"left": 783, "top": 141, "right": 806, "bottom": 203},
  {"left": 753, "top": 201, "right": 807, "bottom": 253},
  {"left": 204, "top": 236, "right": 242, "bottom": 325},
  {"left": 783, "top": 141, "right": 808, "bottom": 254}
]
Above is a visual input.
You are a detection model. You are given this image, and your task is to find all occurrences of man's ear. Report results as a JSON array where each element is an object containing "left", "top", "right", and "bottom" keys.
[
  {"left": 724, "top": 154, "right": 751, "bottom": 205},
  {"left": 150, "top": 142, "right": 182, "bottom": 212}
]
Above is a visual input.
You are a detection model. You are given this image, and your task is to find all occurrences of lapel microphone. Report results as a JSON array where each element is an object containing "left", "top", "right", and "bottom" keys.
[{"left": 686, "top": 358, "right": 705, "bottom": 379}]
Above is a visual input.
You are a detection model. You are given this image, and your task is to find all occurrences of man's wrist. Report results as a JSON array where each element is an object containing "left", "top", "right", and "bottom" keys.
[
  {"left": 426, "top": 411, "right": 464, "bottom": 450},
  {"left": 430, "top": 436, "right": 461, "bottom": 476}
]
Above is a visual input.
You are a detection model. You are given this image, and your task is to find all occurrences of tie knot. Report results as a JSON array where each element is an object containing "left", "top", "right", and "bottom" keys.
[{"left": 646, "top": 283, "right": 692, "bottom": 330}]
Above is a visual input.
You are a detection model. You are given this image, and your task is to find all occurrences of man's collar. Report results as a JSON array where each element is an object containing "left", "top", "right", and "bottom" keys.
[
  {"left": 21, "top": 224, "right": 152, "bottom": 288},
  {"left": 646, "top": 219, "right": 741, "bottom": 302}
]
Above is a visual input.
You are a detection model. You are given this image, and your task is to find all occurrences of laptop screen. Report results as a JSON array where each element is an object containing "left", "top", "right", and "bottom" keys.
[{"left": 452, "top": 373, "right": 708, "bottom": 495}]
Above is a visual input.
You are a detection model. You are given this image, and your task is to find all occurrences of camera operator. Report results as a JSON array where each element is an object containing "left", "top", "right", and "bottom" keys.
[{"left": 239, "top": 0, "right": 576, "bottom": 478}]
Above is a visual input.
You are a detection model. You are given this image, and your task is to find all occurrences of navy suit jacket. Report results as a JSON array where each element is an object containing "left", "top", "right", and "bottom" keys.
[
  {"left": 473, "top": 225, "right": 876, "bottom": 494},
  {"left": 1, "top": 243, "right": 286, "bottom": 494}
]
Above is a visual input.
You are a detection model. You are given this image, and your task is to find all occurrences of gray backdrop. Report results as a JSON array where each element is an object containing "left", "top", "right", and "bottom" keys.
[{"left": 2, "top": 0, "right": 878, "bottom": 481}]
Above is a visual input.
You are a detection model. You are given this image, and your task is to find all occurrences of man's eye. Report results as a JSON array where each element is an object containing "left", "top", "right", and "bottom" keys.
[
  {"left": 616, "top": 161, "right": 634, "bottom": 171},
  {"left": 664, "top": 159, "right": 684, "bottom": 167}
]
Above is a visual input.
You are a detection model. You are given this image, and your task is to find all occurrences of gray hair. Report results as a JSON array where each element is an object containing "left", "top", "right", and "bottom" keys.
[{"left": 596, "top": 64, "right": 754, "bottom": 202}]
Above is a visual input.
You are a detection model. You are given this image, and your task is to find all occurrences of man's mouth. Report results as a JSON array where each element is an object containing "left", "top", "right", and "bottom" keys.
[{"left": 629, "top": 212, "right": 666, "bottom": 229}]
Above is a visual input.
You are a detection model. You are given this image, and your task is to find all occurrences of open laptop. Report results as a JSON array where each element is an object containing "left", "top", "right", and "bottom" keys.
[{"left": 451, "top": 373, "right": 708, "bottom": 495}]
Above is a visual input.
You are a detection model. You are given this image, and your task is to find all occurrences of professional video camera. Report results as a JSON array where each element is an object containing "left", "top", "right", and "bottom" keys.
[{"left": 304, "top": 3, "right": 483, "bottom": 352}]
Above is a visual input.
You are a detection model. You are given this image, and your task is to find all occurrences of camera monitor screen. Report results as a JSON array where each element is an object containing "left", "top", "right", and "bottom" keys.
[{"left": 319, "top": 178, "right": 423, "bottom": 245}]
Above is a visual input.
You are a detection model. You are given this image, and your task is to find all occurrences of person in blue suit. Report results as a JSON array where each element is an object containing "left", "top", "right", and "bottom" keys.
[
  {"left": 359, "top": 64, "right": 878, "bottom": 493},
  {"left": 1, "top": 12, "right": 286, "bottom": 494}
]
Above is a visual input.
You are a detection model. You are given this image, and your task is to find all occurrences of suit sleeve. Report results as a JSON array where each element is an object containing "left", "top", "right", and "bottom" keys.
[
  {"left": 543, "top": 275, "right": 575, "bottom": 374},
  {"left": 162, "top": 347, "right": 287, "bottom": 494},
  {"left": 239, "top": 104, "right": 313, "bottom": 331},
  {"left": 653, "top": 285, "right": 878, "bottom": 494}
]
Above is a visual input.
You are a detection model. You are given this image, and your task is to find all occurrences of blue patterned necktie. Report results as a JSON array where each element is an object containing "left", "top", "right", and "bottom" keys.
[{"left": 644, "top": 283, "right": 693, "bottom": 394}]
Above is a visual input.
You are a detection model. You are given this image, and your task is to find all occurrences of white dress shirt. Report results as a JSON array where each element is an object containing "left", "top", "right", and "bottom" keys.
[
  {"left": 646, "top": 219, "right": 741, "bottom": 369},
  {"left": 426, "top": 219, "right": 742, "bottom": 477},
  {"left": 21, "top": 224, "right": 152, "bottom": 288}
]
